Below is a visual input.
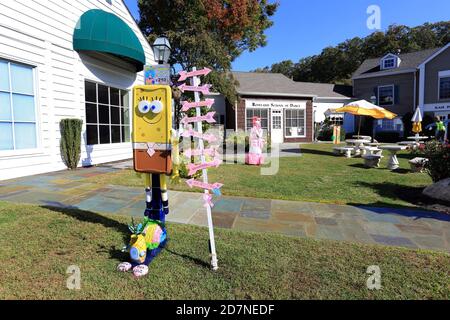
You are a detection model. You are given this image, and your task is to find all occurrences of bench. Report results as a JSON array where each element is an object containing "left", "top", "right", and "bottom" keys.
[
  {"left": 362, "top": 154, "right": 383, "bottom": 168},
  {"left": 399, "top": 141, "right": 419, "bottom": 150},
  {"left": 408, "top": 157, "right": 428, "bottom": 173},
  {"left": 333, "top": 147, "right": 354, "bottom": 158},
  {"left": 363, "top": 147, "right": 382, "bottom": 156}
]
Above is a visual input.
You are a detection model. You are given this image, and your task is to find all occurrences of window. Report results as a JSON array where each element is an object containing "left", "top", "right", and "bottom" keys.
[
  {"left": 0, "top": 59, "right": 37, "bottom": 151},
  {"left": 84, "top": 81, "right": 130, "bottom": 145},
  {"left": 439, "top": 76, "right": 450, "bottom": 100},
  {"left": 383, "top": 58, "right": 395, "bottom": 69},
  {"left": 284, "top": 109, "right": 305, "bottom": 137},
  {"left": 246, "top": 108, "right": 269, "bottom": 131},
  {"left": 378, "top": 85, "right": 394, "bottom": 106},
  {"left": 376, "top": 118, "right": 404, "bottom": 132}
]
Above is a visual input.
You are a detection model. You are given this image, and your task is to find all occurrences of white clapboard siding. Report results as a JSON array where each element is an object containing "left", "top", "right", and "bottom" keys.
[{"left": 0, "top": 0, "right": 156, "bottom": 180}]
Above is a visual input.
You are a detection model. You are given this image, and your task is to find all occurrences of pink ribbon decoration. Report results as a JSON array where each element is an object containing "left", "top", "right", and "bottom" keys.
[
  {"left": 146, "top": 143, "right": 156, "bottom": 157},
  {"left": 187, "top": 159, "right": 222, "bottom": 176},
  {"left": 178, "top": 68, "right": 212, "bottom": 82},
  {"left": 181, "top": 112, "right": 216, "bottom": 125},
  {"left": 181, "top": 128, "right": 218, "bottom": 143},
  {"left": 181, "top": 99, "right": 214, "bottom": 112},
  {"left": 203, "top": 193, "right": 214, "bottom": 208},
  {"left": 178, "top": 83, "right": 212, "bottom": 95},
  {"left": 184, "top": 147, "right": 218, "bottom": 158},
  {"left": 186, "top": 179, "right": 223, "bottom": 192}
]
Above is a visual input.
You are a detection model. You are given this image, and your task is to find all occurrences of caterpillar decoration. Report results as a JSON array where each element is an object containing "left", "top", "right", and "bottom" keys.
[{"left": 117, "top": 217, "right": 167, "bottom": 277}]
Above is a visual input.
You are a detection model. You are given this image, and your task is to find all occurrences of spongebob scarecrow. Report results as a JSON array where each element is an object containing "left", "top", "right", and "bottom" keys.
[{"left": 118, "top": 85, "right": 179, "bottom": 277}]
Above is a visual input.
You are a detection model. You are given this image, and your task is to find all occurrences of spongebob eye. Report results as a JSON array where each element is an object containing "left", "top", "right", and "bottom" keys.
[
  {"left": 150, "top": 100, "right": 163, "bottom": 114},
  {"left": 138, "top": 100, "right": 151, "bottom": 114}
]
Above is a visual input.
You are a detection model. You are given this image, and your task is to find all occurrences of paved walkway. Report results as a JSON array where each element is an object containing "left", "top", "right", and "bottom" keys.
[{"left": 0, "top": 166, "right": 449, "bottom": 253}]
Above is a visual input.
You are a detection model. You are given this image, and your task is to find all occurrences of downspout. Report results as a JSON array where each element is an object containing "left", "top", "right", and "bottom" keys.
[{"left": 234, "top": 99, "right": 238, "bottom": 132}]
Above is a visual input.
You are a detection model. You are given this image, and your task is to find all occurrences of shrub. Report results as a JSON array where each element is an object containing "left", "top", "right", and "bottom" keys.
[
  {"left": 178, "top": 157, "right": 203, "bottom": 180},
  {"left": 60, "top": 119, "right": 82, "bottom": 170},
  {"left": 422, "top": 141, "right": 450, "bottom": 182},
  {"left": 318, "top": 125, "right": 345, "bottom": 141}
]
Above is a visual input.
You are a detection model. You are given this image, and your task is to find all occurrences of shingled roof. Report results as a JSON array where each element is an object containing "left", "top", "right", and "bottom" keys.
[
  {"left": 352, "top": 47, "right": 441, "bottom": 79},
  {"left": 232, "top": 72, "right": 352, "bottom": 99}
]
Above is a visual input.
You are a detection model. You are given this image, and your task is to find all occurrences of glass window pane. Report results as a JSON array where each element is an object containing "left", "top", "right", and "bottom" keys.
[
  {"left": 111, "top": 106, "right": 120, "bottom": 124},
  {"left": 10, "top": 64, "right": 33, "bottom": 95},
  {"left": 0, "top": 122, "right": 13, "bottom": 150},
  {"left": 0, "top": 61, "right": 9, "bottom": 91},
  {"left": 111, "top": 126, "right": 121, "bottom": 143},
  {"left": 110, "top": 88, "right": 120, "bottom": 106},
  {"left": 12, "top": 94, "right": 35, "bottom": 122},
  {"left": 14, "top": 123, "right": 36, "bottom": 149},
  {"left": 85, "top": 103, "right": 97, "bottom": 124},
  {"left": 85, "top": 81, "right": 97, "bottom": 102},
  {"left": 98, "top": 84, "right": 109, "bottom": 104},
  {"left": 0, "top": 92, "right": 12, "bottom": 121},
  {"left": 121, "top": 107, "right": 130, "bottom": 125},
  {"left": 86, "top": 125, "right": 98, "bottom": 145},
  {"left": 98, "top": 105, "right": 110, "bottom": 124},
  {"left": 440, "top": 77, "right": 450, "bottom": 99},
  {"left": 99, "top": 125, "right": 110, "bottom": 144},
  {"left": 121, "top": 90, "right": 129, "bottom": 108},
  {"left": 122, "top": 125, "right": 130, "bottom": 142}
]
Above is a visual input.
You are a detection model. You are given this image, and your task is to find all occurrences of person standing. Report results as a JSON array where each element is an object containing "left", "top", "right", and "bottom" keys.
[{"left": 435, "top": 116, "right": 447, "bottom": 143}]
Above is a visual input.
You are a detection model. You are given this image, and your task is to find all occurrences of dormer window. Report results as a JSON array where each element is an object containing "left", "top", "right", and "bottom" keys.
[
  {"left": 381, "top": 54, "right": 400, "bottom": 70},
  {"left": 383, "top": 58, "right": 395, "bottom": 69}
]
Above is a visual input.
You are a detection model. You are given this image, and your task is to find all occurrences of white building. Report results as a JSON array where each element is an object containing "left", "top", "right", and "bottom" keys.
[{"left": 0, "top": 0, "right": 156, "bottom": 180}]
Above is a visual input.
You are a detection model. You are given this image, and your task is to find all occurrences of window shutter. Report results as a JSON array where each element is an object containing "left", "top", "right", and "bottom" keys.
[
  {"left": 394, "top": 85, "right": 400, "bottom": 105},
  {"left": 373, "top": 87, "right": 378, "bottom": 104}
]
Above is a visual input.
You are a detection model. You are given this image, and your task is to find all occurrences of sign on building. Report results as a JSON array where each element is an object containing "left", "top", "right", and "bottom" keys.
[{"left": 144, "top": 64, "right": 171, "bottom": 85}]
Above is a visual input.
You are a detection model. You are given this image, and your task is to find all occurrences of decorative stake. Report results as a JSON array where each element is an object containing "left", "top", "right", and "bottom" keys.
[
  {"left": 186, "top": 179, "right": 223, "bottom": 194},
  {"left": 184, "top": 147, "right": 218, "bottom": 158},
  {"left": 187, "top": 159, "right": 222, "bottom": 176},
  {"left": 178, "top": 83, "right": 212, "bottom": 95},
  {"left": 181, "top": 128, "right": 217, "bottom": 143},
  {"left": 181, "top": 112, "right": 216, "bottom": 125},
  {"left": 181, "top": 99, "right": 215, "bottom": 112},
  {"left": 178, "top": 67, "right": 212, "bottom": 81}
]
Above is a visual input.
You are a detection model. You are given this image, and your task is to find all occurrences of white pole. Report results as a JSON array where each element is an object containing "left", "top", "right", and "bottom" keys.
[{"left": 191, "top": 68, "right": 218, "bottom": 270}]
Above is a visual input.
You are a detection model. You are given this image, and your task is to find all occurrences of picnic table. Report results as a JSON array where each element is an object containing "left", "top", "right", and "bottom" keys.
[
  {"left": 407, "top": 136, "right": 428, "bottom": 143},
  {"left": 345, "top": 139, "right": 370, "bottom": 156},
  {"left": 379, "top": 145, "right": 407, "bottom": 170},
  {"left": 352, "top": 135, "right": 372, "bottom": 141},
  {"left": 398, "top": 141, "right": 420, "bottom": 150}
]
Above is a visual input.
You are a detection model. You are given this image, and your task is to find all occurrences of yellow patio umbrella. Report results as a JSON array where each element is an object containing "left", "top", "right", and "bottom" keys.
[
  {"left": 411, "top": 107, "right": 423, "bottom": 134},
  {"left": 335, "top": 100, "right": 397, "bottom": 136}
]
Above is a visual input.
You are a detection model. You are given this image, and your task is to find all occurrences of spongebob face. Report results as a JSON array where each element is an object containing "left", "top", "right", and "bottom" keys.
[
  {"left": 132, "top": 85, "right": 173, "bottom": 174},
  {"left": 129, "top": 234, "right": 147, "bottom": 264},
  {"left": 133, "top": 85, "right": 172, "bottom": 144}
]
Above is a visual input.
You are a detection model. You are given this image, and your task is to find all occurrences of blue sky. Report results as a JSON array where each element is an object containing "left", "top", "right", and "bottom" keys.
[{"left": 124, "top": 0, "right": 450, "bottom": 71}]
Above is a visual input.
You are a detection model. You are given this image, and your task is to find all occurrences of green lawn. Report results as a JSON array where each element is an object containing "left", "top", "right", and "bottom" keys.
[
  {"left": 0, "top": 201, "right": 448, "bottom": 299},
  {"left": 83, "top": 143, "right": 432, "bottom": 209}
]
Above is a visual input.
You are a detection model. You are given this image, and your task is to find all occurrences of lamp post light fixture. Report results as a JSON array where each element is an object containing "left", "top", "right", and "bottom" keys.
[{"left": 152, "top": 36, "right": 171, "bottom": 65}]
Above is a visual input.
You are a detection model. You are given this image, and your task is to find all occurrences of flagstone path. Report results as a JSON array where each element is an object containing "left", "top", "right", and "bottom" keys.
[{"left": 1, "top": 166, "right": 449, "bottom": 253}]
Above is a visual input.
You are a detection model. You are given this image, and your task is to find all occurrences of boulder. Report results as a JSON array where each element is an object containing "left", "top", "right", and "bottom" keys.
[{"left": 423, "top": 178, "right": 450, "bottom": 203}]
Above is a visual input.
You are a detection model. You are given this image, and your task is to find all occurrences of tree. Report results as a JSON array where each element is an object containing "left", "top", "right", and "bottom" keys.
[
  {"left": 138, "top": 0, "right": 278, "bottom": 103},
  {"left": 260, "top": 21, "right": 450, "bottom": 84}
]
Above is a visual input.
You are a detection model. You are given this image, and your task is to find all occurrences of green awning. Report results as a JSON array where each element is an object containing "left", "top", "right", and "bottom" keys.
[{"left": 73, "top": 9, "right": 146, "bottom": 71}]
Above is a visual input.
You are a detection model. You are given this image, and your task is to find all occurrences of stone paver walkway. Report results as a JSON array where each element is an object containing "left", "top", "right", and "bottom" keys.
[{"left": 1, "top": 166, "right": 449, "bottom": 253}]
